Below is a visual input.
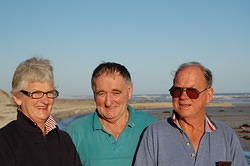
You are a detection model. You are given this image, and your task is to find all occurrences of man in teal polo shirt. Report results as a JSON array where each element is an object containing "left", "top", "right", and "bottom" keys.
[{"left": 66, "top": 62, "right": 158, "bottom": 166}]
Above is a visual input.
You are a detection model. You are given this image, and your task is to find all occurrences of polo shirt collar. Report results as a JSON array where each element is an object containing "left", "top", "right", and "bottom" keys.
[
  {"left": 127, "top": 105, "right": 136, "bottom": 128},
  {"left": 93, "top": 105, "right": 136, "bottom": 131},
  {"left": 171, "top": 111, "right": 217, "bottom": 132},
  {"left": 93, "top": 111, "right": 103, "bottom": 130}
]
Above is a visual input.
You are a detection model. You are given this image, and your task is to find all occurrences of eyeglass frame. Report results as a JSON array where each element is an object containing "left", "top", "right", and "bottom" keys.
[
  {"left": 20, "top": 90, "right": 59, "bottom": 99},
  {"left": 169, "top": 86, "right": 208, "bottom": 99}
]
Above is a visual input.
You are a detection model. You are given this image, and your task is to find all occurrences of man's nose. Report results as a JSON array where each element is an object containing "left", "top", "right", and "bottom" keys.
[
  {"left": 104, "top": 93, "right": 112, "bottom": 106},
  {"left": 180, "top": 89, "right": 189, "bottom": 99}
]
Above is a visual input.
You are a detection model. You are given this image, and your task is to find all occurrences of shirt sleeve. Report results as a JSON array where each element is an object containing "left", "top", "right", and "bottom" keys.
[{"left": 228, "top": 129, "right": 248, "bottom": 166}]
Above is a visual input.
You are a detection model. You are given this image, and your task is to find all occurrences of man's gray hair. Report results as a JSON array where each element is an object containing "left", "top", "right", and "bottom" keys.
[{"left": 173, "top": 61, "right": 213, "bottom": 88}]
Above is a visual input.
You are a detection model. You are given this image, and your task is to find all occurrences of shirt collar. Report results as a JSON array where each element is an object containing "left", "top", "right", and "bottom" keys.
[
  {"left": 44, "top": 115, "right": 57, "bottom": 135},
  {"left": 93, "top": 105, "right": 136, "bottom": 131},
  {"left": 171, "top": 111, "right": 217, "bottom": 132},
  {"left": 93, "top": 111, "right": 103, "bottom": 130},
  {"left": 127, "top": 105, "right": 136, "bottom": 127},
  {"left": 17, "top": 110, "right": 57, "bottom": 135}
]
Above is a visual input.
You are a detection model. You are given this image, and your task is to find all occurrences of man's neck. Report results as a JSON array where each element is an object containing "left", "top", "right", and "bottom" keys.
[
  {"left": 177, "top": 115, "right": 206, "bottom": 152},
  {"left": 100, "top": 110, "right": 129, "bottom": 140},
  {"left": 178, "top": 115, "right": 205, "bottom": 132}
]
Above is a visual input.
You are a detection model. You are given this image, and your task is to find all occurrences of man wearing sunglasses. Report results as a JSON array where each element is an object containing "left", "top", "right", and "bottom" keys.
[{"left": 134, "top": 62, "right": 247, "bottom": 166}]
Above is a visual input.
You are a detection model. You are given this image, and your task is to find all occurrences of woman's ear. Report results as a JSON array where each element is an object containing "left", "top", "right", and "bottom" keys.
[{"left": 12, "top": 95, "right": 23, "bottom": 106}]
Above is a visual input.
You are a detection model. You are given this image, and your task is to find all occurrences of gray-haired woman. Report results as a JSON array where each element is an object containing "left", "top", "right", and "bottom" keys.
[{"left": 0, "top": 57, "right": 82, "bottom": 166}]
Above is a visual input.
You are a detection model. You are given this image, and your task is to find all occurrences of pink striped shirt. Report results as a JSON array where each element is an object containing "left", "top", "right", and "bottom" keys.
[{"left": 44, "top": 115, "right": 57, "bottom": 135}]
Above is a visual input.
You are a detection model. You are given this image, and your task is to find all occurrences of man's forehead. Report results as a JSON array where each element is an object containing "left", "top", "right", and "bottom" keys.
[
  {"left": 97, "top": 71, "right": 123, "bottom": 79},
  {"left": 175, "top": 66, "right": 207, "bottom": 86},
  {"left": 177, "top": 66, "right": 203, "bottom": 77}
]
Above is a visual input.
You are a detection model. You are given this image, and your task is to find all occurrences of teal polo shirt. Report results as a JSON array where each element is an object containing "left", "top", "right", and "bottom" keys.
[{"left": 66, "top": 105, "right": 158, "bottom": 166}]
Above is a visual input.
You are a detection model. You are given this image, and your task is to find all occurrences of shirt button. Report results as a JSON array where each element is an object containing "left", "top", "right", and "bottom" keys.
[
  {"left": 186, "top": 142, "right": 190, "bottom": 146},
  {"left": 191, "top": 153, "right": 196, "bottom": 157}
]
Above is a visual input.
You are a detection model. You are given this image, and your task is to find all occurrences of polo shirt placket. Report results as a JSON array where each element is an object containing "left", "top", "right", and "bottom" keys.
[{"left": 173, "top": 113, "right": 216, "bottom": 166}]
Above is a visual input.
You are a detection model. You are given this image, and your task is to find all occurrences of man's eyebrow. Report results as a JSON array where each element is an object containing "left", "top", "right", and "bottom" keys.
[
  {"left": 112, "top": 89, "right": 122, "bottom": 92},
  {"left": 95, "top": 90, "right": 105, "bottom": 94}
]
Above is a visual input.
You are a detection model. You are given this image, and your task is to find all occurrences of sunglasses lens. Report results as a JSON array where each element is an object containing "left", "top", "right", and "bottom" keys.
[
  {"left": 170, "top": 87, "right": 201, "bottom": 99},
  {"left": 169, "top": 87, "right": 182, "bottom": 97},
  {"left": 186, "top": 88, "right": 199, "bottom": 99}
]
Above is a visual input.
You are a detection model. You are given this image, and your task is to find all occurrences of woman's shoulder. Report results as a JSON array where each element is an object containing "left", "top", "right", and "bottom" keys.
[{"left": 0, "top": 120, "right": 18, "bottom": 135}]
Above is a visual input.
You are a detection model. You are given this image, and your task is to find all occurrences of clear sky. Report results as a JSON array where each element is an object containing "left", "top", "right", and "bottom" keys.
[{"left": 0, "top": 0, "right": 250, "bottom": 98}]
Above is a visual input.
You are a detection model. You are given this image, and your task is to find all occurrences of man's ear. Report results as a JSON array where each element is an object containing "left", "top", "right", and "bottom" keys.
[
  {"left": 12, "top": 95, "right": 23, "bottom": 106},
  {"left": 206, "top": 88, "right": 214, "bottom": 104},
  {"left": 128, "top": 83, "right": 133, "bottom": 100}
]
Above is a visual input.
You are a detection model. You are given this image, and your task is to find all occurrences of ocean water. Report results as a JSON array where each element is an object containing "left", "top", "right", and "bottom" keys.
[
  {"left": 131, "top": 93, "right": 250, "bottom": 103},
  {"left": 69, "top": 93, "right": 250, "bottom": 103}
]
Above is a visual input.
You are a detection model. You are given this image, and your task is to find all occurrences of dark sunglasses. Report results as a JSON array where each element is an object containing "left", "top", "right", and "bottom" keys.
[{"left": 169, "top": 86, "right": 208, "bottom": 99}]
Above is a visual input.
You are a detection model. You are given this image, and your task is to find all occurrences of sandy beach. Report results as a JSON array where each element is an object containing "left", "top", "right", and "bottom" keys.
[{"left": 0, "top": 99, "right": 250, "bottom": 151}]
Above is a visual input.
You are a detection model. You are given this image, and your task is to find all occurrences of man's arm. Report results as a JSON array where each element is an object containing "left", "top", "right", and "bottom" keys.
[{"left": 229, "top": 131, "right": 248, "bottom": 166}]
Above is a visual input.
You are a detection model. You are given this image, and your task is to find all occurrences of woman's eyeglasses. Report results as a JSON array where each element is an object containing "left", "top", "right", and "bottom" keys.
[
  {"left": 20, "top": 90, "right": 59, "bottom": 99},
  {"left": 169, "top": 86, "right": 208, "bottom": 99}
]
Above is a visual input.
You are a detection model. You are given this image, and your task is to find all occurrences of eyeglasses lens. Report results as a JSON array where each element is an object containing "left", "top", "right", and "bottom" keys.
[
  {"left": 170, "top": 87, "right": 199, "bottom": 99},
  {"left": 32, "top": 90, "right": 58, "bottom": 99},
  {"left": 32, "top": 92, "right": 44, "bottom": 99},
  {"left": 170, "top": 87, "right": 181, "bottom": 98},
  {"left": 186, "top": 88, "right": 199, "bottom": 99},
  {"left": 47, "top": 91, "right": 58, "bottom": 98}
]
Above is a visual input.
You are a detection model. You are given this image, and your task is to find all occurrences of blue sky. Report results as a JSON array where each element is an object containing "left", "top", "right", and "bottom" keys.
[{"left": 0, "top": 0, "right": 250, "bottom": 98}]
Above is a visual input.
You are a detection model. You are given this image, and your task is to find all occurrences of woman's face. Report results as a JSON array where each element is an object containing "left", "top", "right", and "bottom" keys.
[{"left": 13, "top": 81, "right": 56, "bottom": 125}]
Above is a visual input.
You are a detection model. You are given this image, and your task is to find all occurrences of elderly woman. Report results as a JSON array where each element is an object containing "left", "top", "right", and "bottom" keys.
[{"left": 0, "top": 57, "right": 82, "bottom": 166}]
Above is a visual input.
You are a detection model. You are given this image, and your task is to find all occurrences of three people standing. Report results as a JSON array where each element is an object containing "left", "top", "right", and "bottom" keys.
[{"left": 0, "top": 59, "right": 247, "bottom": 166}]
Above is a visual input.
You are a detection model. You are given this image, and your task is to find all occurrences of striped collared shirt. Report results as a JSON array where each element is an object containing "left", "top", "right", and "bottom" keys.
[
  {"left": 172, "top": 112, "right": 217, "bottom": 132},
  {"left": 44, "top": 115, "right": 57, "bottom": 135}
]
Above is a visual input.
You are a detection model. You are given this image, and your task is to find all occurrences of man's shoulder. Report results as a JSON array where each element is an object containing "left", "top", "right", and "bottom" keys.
[
  {"left": 133, "top": 110, "right": 159, "bottom": 121},
  {"left": 67, "top": 112, "right": 95, "bottom": 128},
  {"left": 211, "top": 119, "right": 235, "bottom": 133},
  {"left": 66, "top": 113, "right": 95, "bottom": 139},
  {"left": 145, "top": 117, "right": 177, "bottom": 132},
  {"left": 0, "top": 120, "right": 20, "bottom": 149}
]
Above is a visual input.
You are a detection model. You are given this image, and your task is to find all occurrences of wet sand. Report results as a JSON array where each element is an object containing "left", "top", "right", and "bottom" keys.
[{"left": 0, "top": 100, "right": 249, "bottom": 151}]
